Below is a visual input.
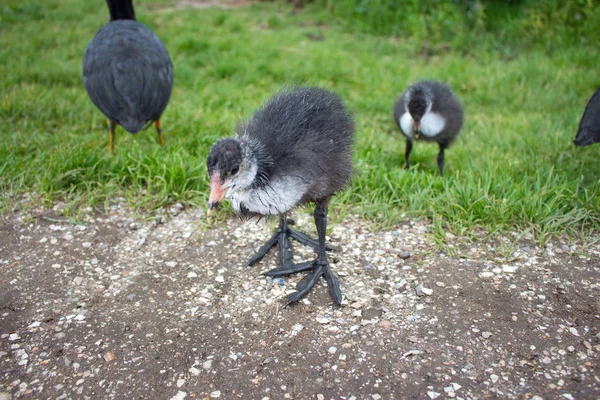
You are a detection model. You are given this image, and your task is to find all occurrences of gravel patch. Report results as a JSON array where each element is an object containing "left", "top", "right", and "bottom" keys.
[{"left": 1, "top": 202, "right": 599, "bottom": 399}]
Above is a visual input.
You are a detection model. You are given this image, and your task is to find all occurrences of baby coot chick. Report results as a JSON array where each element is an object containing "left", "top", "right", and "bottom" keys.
[
  {"left": 83, "top": 0, "right": 173, "bottom": 152},
  {"left": 207, "top": 87, "right": 354, "bottom": 306},
  {"left": 394, "top": 81, "right": 464, "bottom": 175},
  {"left": 574, "top": 86, "right": 600, "bottom": 146}
]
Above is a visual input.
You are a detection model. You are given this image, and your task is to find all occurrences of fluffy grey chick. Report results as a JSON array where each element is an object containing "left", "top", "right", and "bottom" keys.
[
  {"left": 394, "top": 81, "right": 464, "bottom": 175},
  {"left": 206, "top": 87, "right": 354, "bottom": 306},
  {"left": 574, "top": 86, "right": 600, "bottom": 146},
  {"left": 83, "top": 0, "right": 173, "bottom": 152}
]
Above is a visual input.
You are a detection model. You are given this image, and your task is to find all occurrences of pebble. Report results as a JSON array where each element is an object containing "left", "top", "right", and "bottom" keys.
[
  {"left": 379, "top": 320, "right": 392, "bottom": 329},
  {"left": 481, "top": 331, "right": 492, "bottom": 339},
  {"left": 502, "top": 265, "right": 518, "bottom": 273},
  {"left": 170, "top": 391, "right": 187, "bottom": 400},
  {"left": 328, "top": 346, "right": 337, "bottom": 355},
  {"left": 415, "top": 284, "right": 433, "bottom": 296},
  {"left": 187, "top": 272, "right": 197, "bottom": 278},
  {"left": 165, "top": 261, "right": 178, "bottom": 268},
  {"left": 427, "top": 391, "right": 441, "bottom": 399},
  {"left": 210, "top": 391, "right": 221, "bottom": 398},
  {"left": 568, "top": 327, "right": 579, "bottom": 337}
]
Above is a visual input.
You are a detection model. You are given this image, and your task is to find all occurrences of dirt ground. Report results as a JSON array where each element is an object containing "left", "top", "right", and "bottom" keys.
[{"left": 1, "top": 203, "right": 599, "bottom": 400}]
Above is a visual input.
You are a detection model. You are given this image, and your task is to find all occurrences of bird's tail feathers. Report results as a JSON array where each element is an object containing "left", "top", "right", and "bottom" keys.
[{"left": 120, "top": 118, "right": 146, "bottom": 134}]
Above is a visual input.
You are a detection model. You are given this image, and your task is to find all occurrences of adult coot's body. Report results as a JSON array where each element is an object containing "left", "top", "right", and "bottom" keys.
[
  {"left": 394, "top": 81, "right": 464, "bottom": 175},
  {"left": 574, "top": 87, "right": 600, "bottom": 146},
  {"left": 207, "top": 87, "right": 354, "bottom": 305},
  {"left": 83, "top": 0, "right": 173, "bottom": 152}
]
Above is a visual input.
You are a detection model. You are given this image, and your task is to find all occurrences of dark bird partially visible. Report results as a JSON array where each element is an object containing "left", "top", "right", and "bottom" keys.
[
  {"left": 83, "top": 0, "right": 173, "bottom": 152},
  {"left": 574, "top": 87, "right": 600, "bottom": 146},
  {"left": 394, "top": 81, "right": 464, "bottom": 175},
  {"left": 206, "top": 87, "right": 354, "bottom": 306}
]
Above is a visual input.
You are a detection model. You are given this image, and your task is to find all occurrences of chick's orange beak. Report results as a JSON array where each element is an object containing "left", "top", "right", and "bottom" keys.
[{"left": 207, "top": 173, "right": 227, "bottom": 217}]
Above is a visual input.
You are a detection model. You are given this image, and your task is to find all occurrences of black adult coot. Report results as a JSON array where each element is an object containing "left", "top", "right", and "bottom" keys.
[
  {"left": 574, "top": 87, "right": 600, "bottom": 146},
  {"left": 83, "top": 0, "right": 173, "bottom": 152},
  {"left": 206, "top": 87, "right": 354, "bottom": 305},
  {"left": 393, "top": 81, "right": 464, "bottom": 175}
]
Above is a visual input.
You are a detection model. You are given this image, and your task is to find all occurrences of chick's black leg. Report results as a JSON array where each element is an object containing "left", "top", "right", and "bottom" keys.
[
  {"left": 248, "top": 215, "right": 336, "bottom": 270},
  {"left": 437, "top": 142, "right": 447, "bottom": 176},
  {"left": 108, "top": 120, "right": 117, "bottom": 153},
  {"left": 247, "top": 217, "right": 286, "bottom": 267},
  {"left": 278, "top": 199, "right": 343, "bottom": 306},
  {"left": 405, "top": 139, "right": 413, "bottom": 169}
]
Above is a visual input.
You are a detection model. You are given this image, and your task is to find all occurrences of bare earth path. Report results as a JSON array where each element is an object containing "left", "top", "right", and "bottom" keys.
[{"left": 1, "top": 203, "right": 599, "bottom": 399}]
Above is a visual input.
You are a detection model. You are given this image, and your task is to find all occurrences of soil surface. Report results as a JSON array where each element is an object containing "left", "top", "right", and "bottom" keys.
[{"left": 1, "top": 203, "right": 599, "bottom": 400}]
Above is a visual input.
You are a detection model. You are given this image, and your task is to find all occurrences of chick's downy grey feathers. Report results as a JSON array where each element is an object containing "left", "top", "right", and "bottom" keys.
[{"left": 238, "top": 87, "right": 354, "bottom": 202}]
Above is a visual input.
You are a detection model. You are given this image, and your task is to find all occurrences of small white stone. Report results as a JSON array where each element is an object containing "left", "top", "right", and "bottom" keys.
[
  {"left": 568, "top": 327, "right": 579, "bottom": 337},
  {"left": 480, "top": 272, "right": 495, "bottom": 279},
  {"left": 490, "top": 374, "right": 499, "bottom": 384},
  {"left": 427, "top": 391, "right": 440, "bottom": 399},
  {"left": 165, "top": 261, "right": 178, "bottom": 268},
  {"left": 421, "top": 286, "right": 433, "bottom": 296},
  {"left": 202, "top": 360, "right": 213, "bottom": 370},
  {"left": 187, "top": 272, "right": 197, "bottom": 278},
  {"left": 215, "top": 276, "right": 224, "bottom": 283},
  {"left": 176, "top": 379, "right": 185, "bottom": 388},
  {"left": 328, "top": 346, "right": 337, "bottom": 355},
  {"left": 210, "top": 391, "right": 221, "bottom": 398},
  {"left": 170, "top": 391, "right": 187, "bottom": 400},
  {"left": 8, "top": 334, "right": 20, "bottom": 341}
]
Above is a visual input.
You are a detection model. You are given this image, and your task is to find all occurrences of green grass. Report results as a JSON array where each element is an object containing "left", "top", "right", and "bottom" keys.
[{"left": 1, "top": 0, "right": 599, "bottom": 243}]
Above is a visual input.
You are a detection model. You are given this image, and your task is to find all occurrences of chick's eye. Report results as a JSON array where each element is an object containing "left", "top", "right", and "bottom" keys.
[{"left": 231, "top": 166, "right": 239, "bottom": 175}]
